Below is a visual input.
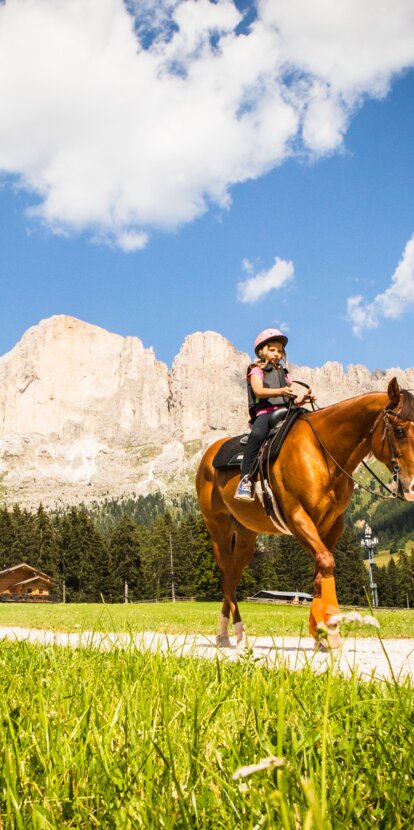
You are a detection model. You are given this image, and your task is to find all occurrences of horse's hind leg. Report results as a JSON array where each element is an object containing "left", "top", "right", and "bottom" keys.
[
  {"left": 217, "top": 595, "right": 231, "bottom": 647},
  {"left": 204, "top": 514, "right": 237, "bottom": 647},
  {"left": 213, "top": 540, "right": 232, "bottom": 648},
  {"left": 228, "top": 524, "right": 257, "bottom": 647},
  {"left": 209, "top": 518, "right": 256, "bottom": 648}
]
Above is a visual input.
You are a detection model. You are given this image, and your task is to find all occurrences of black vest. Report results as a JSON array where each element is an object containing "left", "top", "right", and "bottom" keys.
[{"left": 247, "top": 364, "right": 290, "bottom": 422}]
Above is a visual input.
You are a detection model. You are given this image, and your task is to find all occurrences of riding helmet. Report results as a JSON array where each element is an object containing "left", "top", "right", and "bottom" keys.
[{"left": 254, "top": 328, "right": 288, "bottom": 355}]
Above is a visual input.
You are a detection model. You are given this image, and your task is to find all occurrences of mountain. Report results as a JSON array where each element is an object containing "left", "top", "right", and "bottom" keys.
[{"left": 0, "top": 315, "right": 412, "bottom": 509}]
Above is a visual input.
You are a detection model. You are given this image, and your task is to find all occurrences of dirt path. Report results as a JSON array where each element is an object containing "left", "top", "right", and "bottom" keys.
[{"left": 1, "top": 626, "right": 413, "bottom": 683}]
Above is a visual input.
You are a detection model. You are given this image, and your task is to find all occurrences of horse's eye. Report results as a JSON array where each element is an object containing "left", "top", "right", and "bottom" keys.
[{"left": 395, "top": 426, "right": 407, "bottom": 440}]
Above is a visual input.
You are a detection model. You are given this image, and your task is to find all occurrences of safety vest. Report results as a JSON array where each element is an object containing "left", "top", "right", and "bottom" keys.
[{"left": 247, "top": 364, "right": 290, "bottom": 422}]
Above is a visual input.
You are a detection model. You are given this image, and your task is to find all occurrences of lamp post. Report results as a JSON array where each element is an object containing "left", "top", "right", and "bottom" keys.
[{"left": 360, "top": 523, "right": 379, "bottom": 607}]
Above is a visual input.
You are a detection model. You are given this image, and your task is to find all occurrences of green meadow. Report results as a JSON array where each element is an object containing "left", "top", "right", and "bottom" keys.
[
  {"left": 1, "top": 603, "right": 413, "bottom": 827},
  {"left": 1, "top": 600, "right": 414, "bottom": 638},
  {"left": 1, "top": 639, "right": 413, "bottom": 828}
]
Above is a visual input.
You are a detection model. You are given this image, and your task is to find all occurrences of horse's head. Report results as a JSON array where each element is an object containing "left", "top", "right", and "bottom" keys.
[{"left": 371, "top": 378, "right": 414, "bottom": 501}]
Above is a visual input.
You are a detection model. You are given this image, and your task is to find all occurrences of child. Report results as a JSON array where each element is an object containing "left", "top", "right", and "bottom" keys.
[{"left": 235, "top": 328, "right": 315, "bottom": 501}]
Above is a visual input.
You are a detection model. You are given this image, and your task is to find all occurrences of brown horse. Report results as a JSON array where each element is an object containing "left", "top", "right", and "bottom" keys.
[{"left": 196, "top": 378, "right": 414, "bottom": 649}]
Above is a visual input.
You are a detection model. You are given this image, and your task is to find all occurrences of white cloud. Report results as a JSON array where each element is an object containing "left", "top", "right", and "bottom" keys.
[
  {"left": 237, "top": 256, "right": 294, "bottom": 303},
  {"left": 110, "top": 230, "right": 149, "bottom": 252},
  {"left": 0, "top": 0, "right": 414, "bottom": 248},
  {"left": 347, "top": 234, "right": 414, "bottom": 335}
]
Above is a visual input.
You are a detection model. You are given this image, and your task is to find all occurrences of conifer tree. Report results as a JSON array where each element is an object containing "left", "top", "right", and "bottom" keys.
[
  {"left": 57, "top": 506, "right": 108, "bottom": 602},
  {"left": 333, "top": 526, "right": 369, "bottom": 605},
  {"left": 11, "top": 505, "right": 38, "bottom": 563},
  {"left": 384, "top": 558, "right": 399, "bottom": 607},
  {"left": 107, "top": 514, "right": 142, "bottom": 602},
  {"left": 396, "top": 550, "right": 414, "bottom": 608},
  {"left": 0, "top": 508, "right": 17, "bottom": 569},
  {"left": 372, "top": 564, "right": 388, "bottom": 606},
  {"left": 140, "top": 513, "right": 174, "bottom": 600},
  {"left": 251, "top": 537, "right": 280, "bottom": 592},
  {"left": 189, "top": 516, "right": 221, "bottom": 600},
  {"left": 35, "top": 504, "right": 59, "bottom": 577},
  {"left": 274, "top": 536, "right": 314, "bottom": 594}
]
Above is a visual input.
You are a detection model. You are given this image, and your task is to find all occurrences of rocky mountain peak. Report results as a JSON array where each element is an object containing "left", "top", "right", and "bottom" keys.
[{"left": 0, "top": 315, "right": 412, "bottom": 508}]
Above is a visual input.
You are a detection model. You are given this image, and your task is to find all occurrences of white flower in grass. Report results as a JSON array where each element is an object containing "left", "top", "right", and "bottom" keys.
[
  {"left": 362, "top": 615, "right": 381, "bottom": 629},
  {"left": 232, "top": 756, "right": 284, "bottom": 780},
  {"left": 328, "top": 611, "right": 380, "bottom": 629}
]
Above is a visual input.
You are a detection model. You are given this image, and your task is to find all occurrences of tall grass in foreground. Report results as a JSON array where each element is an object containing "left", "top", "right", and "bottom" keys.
[{"left": 1, "top": 642, "right": 413, "bottom": 828}]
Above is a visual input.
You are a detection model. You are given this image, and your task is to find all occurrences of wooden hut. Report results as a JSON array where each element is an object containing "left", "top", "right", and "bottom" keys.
[{"left": 0, "top": 563, "right": 58, "bottom": 602}]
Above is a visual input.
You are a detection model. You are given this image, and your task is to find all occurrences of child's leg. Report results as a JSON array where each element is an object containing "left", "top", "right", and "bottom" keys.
[{"left": 240, "top": 414, "right": 270, "bottom": 478}]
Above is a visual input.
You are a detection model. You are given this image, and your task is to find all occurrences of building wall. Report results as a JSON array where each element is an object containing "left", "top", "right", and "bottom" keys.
[{"left": 0, "top": 567, "right": 35, "bottom": 594}]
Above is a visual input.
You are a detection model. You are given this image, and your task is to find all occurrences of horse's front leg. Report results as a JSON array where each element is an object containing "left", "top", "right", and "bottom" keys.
[
  {"left": 287, "top": 505, "right": 341, "bottom": 649},
  {"left": 309, "top": 515, "right": 345, "bottom": 648}
]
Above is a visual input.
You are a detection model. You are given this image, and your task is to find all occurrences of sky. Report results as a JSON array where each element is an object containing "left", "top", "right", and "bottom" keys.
[{"left": 0, "top": 0, "right": 414, "bottom": 371}]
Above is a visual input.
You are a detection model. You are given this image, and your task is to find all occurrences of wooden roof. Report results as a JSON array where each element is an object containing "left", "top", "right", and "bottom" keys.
[
  {"left": 0, "top": 563, "right": 57, "bottom": 585},
  {"left": 14, "top": 575, "right": 56, "bottom": 587}
]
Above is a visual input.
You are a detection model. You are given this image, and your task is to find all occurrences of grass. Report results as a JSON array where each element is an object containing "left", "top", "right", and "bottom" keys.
[
  {"left": 0, "top": 601, "right": 414, "bottom": 638},
  {"left": 0, "top": 640, "right": 413, "bottom": 828}
]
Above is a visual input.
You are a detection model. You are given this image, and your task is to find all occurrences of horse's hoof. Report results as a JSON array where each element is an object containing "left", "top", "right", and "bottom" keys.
[
  {"left": 315, "top": 622, "right": 341, "bottom": 651},
  {"left": 216, "top": 635, "right": 232, "bottom": 648},
  {"left": 233, "top": 621, "right": 246, "bottom": 649},
  {"left": 327, "top": 624, "right": 341, "bottom": 650}
]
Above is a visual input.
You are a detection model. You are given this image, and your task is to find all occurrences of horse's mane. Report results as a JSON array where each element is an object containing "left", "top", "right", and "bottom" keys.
[{"left": 398, "top": 389, "right": 414, "bottom": 421}]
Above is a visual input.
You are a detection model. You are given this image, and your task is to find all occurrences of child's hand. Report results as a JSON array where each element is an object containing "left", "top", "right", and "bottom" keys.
[{"left": 295, "top": 388, "right": 316, "bottom": 405}]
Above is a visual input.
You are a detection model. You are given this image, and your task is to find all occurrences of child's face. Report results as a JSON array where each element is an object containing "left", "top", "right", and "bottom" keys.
[{"left": 260, "top": 340, "right": 284, "bottom": 362}]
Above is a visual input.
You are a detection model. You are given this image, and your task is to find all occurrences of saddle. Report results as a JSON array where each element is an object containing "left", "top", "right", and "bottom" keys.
[{"left": 213, "top": 406, "right": 305, "bottom": 471}]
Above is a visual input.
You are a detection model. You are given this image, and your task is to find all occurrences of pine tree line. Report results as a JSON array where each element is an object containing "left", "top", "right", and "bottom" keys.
[
  {"left": 373, "top": 551, "right": 414, "bottom": 608},
  {"left": 0, "top": 500, "right": 376, "bottom": 606},
  {"left": 347, "top": 483, "right": 414, "bottom": 548}
]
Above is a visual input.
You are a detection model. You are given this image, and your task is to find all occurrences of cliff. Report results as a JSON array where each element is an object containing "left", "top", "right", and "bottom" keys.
[{"left": 0, "top": 315, "right": 412, "bottom": 508}]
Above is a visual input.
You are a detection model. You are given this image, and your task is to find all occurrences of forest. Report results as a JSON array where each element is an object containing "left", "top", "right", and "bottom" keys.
[{"left": 0, "top": 489, "right": 412, "bottom": 607}]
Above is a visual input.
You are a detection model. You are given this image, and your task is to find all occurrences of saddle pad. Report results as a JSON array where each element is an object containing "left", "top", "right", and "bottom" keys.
[
  {"left": 213, "top": 434, "right": 248, "bottom": 469},
  {"left": 212, "top": 407, "right": 307, "bottom": 471}
]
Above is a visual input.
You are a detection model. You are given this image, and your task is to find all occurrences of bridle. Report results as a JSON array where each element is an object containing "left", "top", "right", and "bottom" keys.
[
  {"left": 298, "top": 391, "right": 410, "bottom": 502},
  {"left": 366, "top": 407, "right": 403, "bottom": 497}
]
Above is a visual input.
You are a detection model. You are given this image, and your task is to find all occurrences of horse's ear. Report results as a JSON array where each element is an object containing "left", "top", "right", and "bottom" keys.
[{"left": 387, "top": 377, "right": 400, "bottom": 407}]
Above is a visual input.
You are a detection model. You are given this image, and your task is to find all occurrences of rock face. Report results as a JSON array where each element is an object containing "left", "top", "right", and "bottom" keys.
[
  {"left": 0, "top": 315, "right": 412, "bottom": 508},
  {"left": 169, "top": 331, "right": 249, "bottom": 439},
  {"left": 0, "top": 316, "right": 170, "bottom": 445}
]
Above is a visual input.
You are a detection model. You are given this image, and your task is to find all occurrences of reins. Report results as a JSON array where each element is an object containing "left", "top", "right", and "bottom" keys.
[
  {"left": 263, "top": 381, "right": 405, "bottom": 502},
  {"left": 300, "top": 411, "right": 402, "bottom": 501},
  {"left": 297, "top": 381, "right": 405, "bottom": 500}
]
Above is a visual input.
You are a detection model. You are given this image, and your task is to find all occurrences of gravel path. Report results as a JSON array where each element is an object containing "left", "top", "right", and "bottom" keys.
[{"left": 1, "top": 626, "right": 414, "bottom": 683}]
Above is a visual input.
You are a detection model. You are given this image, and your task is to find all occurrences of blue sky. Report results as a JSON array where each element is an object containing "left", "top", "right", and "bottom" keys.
[{"left": 0, "top": 0, "right": 414, "bottom": 371}]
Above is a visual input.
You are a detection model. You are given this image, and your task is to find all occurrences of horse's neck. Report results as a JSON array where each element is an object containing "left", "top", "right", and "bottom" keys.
[{"left": 312, "top": 393, "right": 387, "bottom": 473}]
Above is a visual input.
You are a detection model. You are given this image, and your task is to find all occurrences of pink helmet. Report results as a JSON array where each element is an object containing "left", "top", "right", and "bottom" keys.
[{"left": 254, "top": 327, "right": 288, "bottom": 355}]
